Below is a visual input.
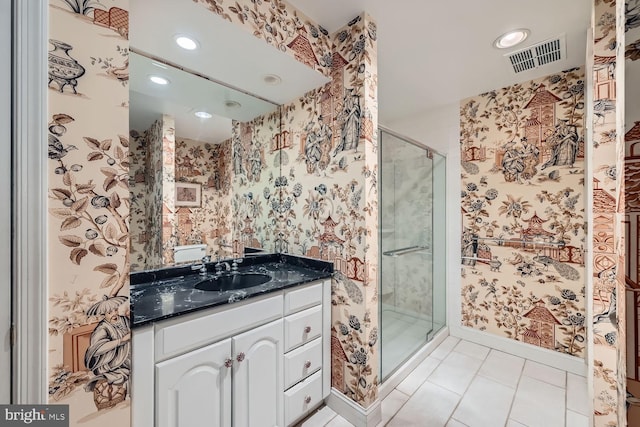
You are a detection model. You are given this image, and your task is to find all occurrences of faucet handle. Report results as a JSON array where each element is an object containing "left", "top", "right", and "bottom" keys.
[
  {"left": 231, "top": 258, "right": 242, "bottom": 272},
  {"left": 202, "top": 255, "right": 211, "bottom": 263}
]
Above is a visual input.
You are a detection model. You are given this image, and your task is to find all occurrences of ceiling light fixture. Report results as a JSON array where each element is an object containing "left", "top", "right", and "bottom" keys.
[
  {"left": 263, "top": 74, "right": 282, "bottom": 85},
  {"left": 224, "top": 100, "right": 241, "bottom": 108},
  {"left": 175, "top": 35, "right": 199, "bottom": 51},
  {"left": 194, "top": 111, "right": 213, "bottom": 119},
  {"left": 494, "top": 29, "right": 530, "bottom": 49},
  {"left": 149, "top": 75, "right": 169, "bottom": 85}
]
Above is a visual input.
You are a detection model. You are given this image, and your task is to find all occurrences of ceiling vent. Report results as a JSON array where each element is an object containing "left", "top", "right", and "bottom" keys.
[{"left": 505, "top": 34, "right": 566, "bottom": 74}]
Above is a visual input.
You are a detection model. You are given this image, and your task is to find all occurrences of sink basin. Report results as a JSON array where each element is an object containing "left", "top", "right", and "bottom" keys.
[{"left": 194, "top": 273, "right": 271, "bottom": 292}]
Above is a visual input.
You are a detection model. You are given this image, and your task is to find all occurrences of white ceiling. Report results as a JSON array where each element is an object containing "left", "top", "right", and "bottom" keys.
[
  {"left": 129, "top": 0, "right": 592, "bottom": 135},
  {"left": 288, "top": 0, "right": 591, "bottom": 122}
]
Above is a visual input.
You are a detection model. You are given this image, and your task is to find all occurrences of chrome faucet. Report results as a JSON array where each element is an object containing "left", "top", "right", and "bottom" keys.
[
  {"left": 191, "top": 255, "right": 211, "bottom": 276},
  {"left": 231, "top": 258, "right": 243, "bottom": 274},
  {"left": 215, "top": 259, "right": 231, "bottom": 275}
]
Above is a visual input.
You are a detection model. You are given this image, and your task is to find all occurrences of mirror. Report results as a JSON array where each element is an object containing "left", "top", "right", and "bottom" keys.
[
  {"left": 128, "top": 53, "right": 280, "bottom": 271},
  {"left": 129, "top": 0, "right": 329, "bottom": 272}
]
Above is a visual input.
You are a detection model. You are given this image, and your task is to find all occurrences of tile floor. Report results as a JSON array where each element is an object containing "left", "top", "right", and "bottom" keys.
[{"left": 298, "top": 336, "right": 589, "bottom": 427}]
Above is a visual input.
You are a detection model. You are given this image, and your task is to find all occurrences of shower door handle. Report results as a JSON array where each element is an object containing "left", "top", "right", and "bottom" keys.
[{"left": 382, "top": 245, "right": 430, "bottom": 257}]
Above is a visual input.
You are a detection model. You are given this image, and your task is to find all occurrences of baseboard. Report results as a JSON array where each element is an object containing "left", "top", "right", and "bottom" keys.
[
  {"left": 450, "top": 324, "right": 588, "bottom": 377},
  {"left": 379, "top": 327, "right": 449, "bottom": 399},
  {"left": 325, "top": 388, "right": 381, "bottom": 427}
]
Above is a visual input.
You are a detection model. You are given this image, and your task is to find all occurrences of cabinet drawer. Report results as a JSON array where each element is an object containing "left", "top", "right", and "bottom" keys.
[
  {"left": 155, "top": 293, "right": 283, "bottom": 359},
  {"left": 284, "top": 370, "right": 322, "bottom": 427},
  {"left": 284, "top": 337, "right": 322, "bottom": 389},
  {"left": 284, "top": 305, "right": 322, "bottom": 352},
  {"left": 284, "top": 282, "right": 322, "bottom": 315}
]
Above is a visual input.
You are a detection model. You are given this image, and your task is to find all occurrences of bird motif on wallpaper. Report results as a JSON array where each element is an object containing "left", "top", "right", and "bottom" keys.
[
  {"left": 532, "top": 255, "right": 580, "bottom": 281},
  {"left": 48, "top": 134, "right": 77, "bottom": 160}
]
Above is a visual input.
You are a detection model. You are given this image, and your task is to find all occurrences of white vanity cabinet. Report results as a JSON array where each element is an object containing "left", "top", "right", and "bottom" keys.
[
  {"left": 232, "top": 319, "right": 284, "bottom": 427},
  {"left": 132, "top": 278, "right": 330, "bottom": 427},
  {"left": 155, "top": 339, "right": 232, "bottom": 427}
]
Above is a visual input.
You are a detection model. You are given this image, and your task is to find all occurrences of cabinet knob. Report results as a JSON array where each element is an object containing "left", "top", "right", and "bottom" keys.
[
  {"left": 236, "top": 352, "right": 245, "bottom": 363},
  {"left": 304, "top": 360, "right": 311, "bottom": 369},
  {"left": 304, "top": 395, "right": 311, "bottom": 404},
  {"left": 304, "top": 326, "right": 311, "bottom": 334},
  {"left": 224, "top": 358, "right": 233, "bottom": 368}
]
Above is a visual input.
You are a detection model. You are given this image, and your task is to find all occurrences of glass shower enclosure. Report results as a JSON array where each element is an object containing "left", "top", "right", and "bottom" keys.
[{"left": 379, "top": 127, "right": 446, "bottom": 381}]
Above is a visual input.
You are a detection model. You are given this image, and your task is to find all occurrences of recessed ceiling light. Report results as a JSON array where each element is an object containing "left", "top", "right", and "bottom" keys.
[
  {"left": 263, "top": 74, "right": 282, "bottom": 85},
  {"left": 494, "top": 29, "right": 530, "bottom": 49},
  {"left": 224, "top": 100, "right": 241, "bottom": 108},
  {"left": 194, "top": 111, "right": 212, "bottom": 119},
  {"left": 149, "top": 75, "right": 169, "bottom": 85},
  {"left": 175, "top": 35, "right": 199, "bottom": 51}
]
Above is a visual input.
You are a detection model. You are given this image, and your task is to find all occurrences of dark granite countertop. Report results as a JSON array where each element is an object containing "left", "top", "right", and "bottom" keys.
[{"left": 130, "top": 254, "right": 333, "bottom": 328}]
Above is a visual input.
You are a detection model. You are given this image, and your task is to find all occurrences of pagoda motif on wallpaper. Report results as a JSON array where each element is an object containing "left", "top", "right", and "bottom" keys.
[
  {"left": 287, "top": 27, "right": 319, "bottom": 68},
  {"left": 460, "top": 67, "right": 586, "bottom": 357},
  {"left": 522, "top": 299, "right": 561, "bottom": 350}
]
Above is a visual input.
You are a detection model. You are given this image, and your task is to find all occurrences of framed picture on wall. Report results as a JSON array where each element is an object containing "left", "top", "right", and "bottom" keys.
[{"left": 175, "top": 182, "right": 201, "bottom": 207}]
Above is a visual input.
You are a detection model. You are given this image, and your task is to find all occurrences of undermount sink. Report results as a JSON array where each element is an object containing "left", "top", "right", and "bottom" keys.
[{"left": 194, "top": 273, "right": 271, "bottom": 292}]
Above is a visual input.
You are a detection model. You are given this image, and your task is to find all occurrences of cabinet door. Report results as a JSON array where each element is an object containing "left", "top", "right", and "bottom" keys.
[
  {"left": 233, "top": 319, "right": 284, "bottom": 427},
  {"left": 156, "top": 338, "right": 232, "bottom": 427}
]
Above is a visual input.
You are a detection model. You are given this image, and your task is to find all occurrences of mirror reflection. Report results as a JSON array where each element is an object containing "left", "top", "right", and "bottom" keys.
[
  {"left": 129, "top": 0, "right": 329, "bottom": 272},
  {"left": 128, "top": 52, "right": 280, "bottom": 272}
]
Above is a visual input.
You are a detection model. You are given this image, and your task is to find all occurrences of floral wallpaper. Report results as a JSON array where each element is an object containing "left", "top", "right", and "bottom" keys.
[
  {"left": 194, "top": 0, "right": 333, "bottom": 77},
  {"left": 591, "top": 0, "right": 626, "bottom": 425},
  {"left": 626, "top": 0, "right": 640, "bottom": 286},
  {"left": 130, "top": 120, "right": 163, "bottom": 270},
  {"left": 175, "top": 136, "right": 233, "bottom": 258},
  {"left": 186, "top": 0, "right": 380, "bottom": 408},
  {"left": 276, "top": 13, "right": 379, "bottom": 407},
  {"left": 460, "top": 69, "right": 587, "bottom": 358},
  {"left": 48, "top": 0, "right": 131, "bottom": 425},
  {"left": 230, "top": 110, "right": 281, "bottom": 255},
  {"left": 131, "top": 118, "right": 234, "bottom": 270}
]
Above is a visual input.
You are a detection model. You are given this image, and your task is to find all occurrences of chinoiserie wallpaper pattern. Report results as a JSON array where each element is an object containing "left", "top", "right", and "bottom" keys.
[
  {"left": 47, "top": 0, "right": 131, "bottom": 425},
  {"left": 194, "top": 0, "right": 380, "bottom": 406},
  {"left": 592, "top": 0, "right": 627, "bottom": 425},
  {"left": 160, "top": 115, "right": 177, "bottom": 265},
  {"left": 194, "top": 0, "right": 333, "bottom": 77},
  {"left": 230, "top": 110, "right": 282, "bottom": 255},
  {"left": 278, "top": 14, "right": 379, "bottom": 407},
  {"left": 130, "top": 119, "right": 163, "bottom": 271},
  {"left": 626, "top": 0, "right": 640, "bottom": 423},
  {"left": 217, "top": 11, "right": 380, "bottom": 406},
  {"left": 460, "top": 69, "right": 587, "bottom": 358},
  {"left": 626, "top": 0, "right": 640, "bottom": 284},
  {"left": 174, "top": 136, "right": 233, "bottom": 258}
]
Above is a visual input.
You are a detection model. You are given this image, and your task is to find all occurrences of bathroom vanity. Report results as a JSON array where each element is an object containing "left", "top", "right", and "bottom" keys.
[{"left": 130, "top": 254, "right": 333, "bottom": 427}]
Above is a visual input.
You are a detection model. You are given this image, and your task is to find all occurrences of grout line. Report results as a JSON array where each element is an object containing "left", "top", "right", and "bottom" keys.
[
  {"left": 385, "top": 341, "right": 452, "bottom": 426},
  {"left": 505, "top": 351, "right": 527, "bottom": 426},
  {"left": 442, "top": 340, "right": 484, "bottom": 426}
]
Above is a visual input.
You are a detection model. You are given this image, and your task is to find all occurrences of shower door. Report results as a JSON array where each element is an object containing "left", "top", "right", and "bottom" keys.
[{"left": 379, "top": 129, "right": 436, "bottom": 381}]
